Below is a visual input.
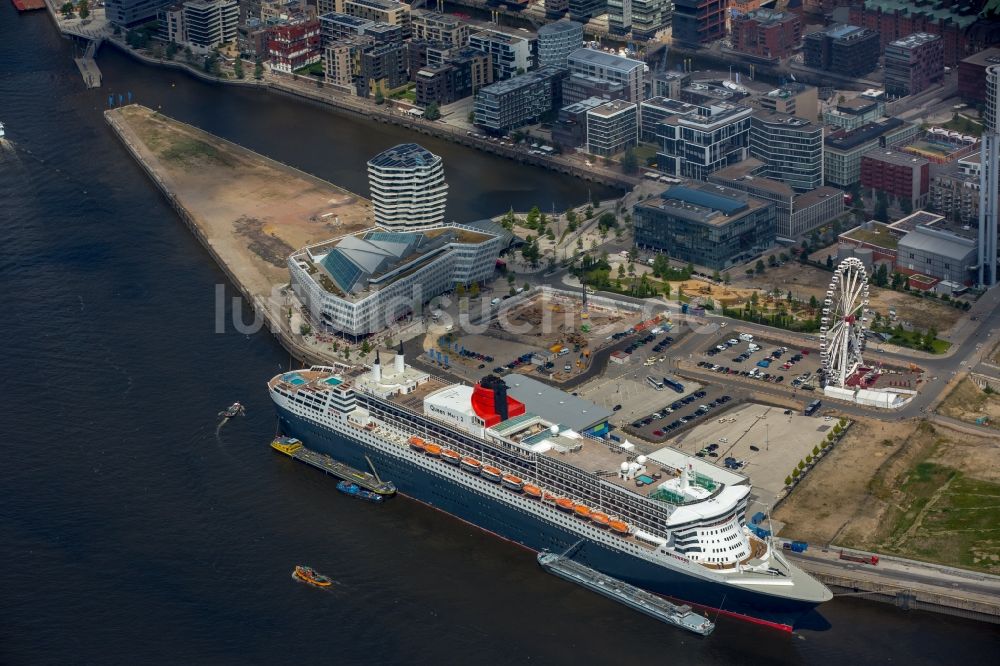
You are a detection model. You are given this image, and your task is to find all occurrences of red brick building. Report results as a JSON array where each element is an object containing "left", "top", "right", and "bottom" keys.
[
  {"left": 731, "top": 9, "right": 802, "bottom": 61},
  {"left": 267, "top": 20, "right": 321, "bottom": 74},
  {"left": 861, "top": 149, "right": 931, "bottom": 211},
  {"left": 958, "top": 47, "right": 1000, "bottom": 105},
  {"left": 848, "top": 3, "right": 978, "bottom": 67}
]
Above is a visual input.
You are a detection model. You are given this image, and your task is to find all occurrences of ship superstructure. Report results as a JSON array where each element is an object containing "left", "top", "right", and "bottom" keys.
[{"left": 267, "top": 350, "right": 831, "bottom": 629}]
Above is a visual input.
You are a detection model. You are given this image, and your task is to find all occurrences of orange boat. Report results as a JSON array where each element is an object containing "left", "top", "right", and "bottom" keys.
[
  {"left": 441, "top": 449, "right": 461, "bottom": 465},
  {"left": 501, "top": 474, "right": 524, "bottom": 491},
  {"left": 609, "top": 520, "right": 630, "bottom": 534},
  {"left": 523, "top": 484, "right": 542, "bottom": 498},
  {"left": 424, "top": 443, "right": 442, "bottom": 456},
  {"left": 574, "top": 505, "right": 592, "bottom": 519},
  {"left": 481, "top": 466, "right": 502, "bottom": 482},
  {"left": 542, "top": 492, "right": 558, "bottom": 503},
  {"left": 408, "top": 436, "right": 426, "bottom": 451},
  {"left": 555, "top": 498, "right": 575, "bottom": 511},
  {"left": 460, "top": 457, "right": 482, "bottom": 473},
  {"left": 591, "top": 512, "right": 610, "bottom": 527},
  {"left": 293, "top": 565, "right": 332, "bottom": 588}
]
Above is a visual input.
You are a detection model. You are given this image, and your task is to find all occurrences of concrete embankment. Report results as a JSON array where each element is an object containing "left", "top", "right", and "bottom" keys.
[{"left": 103, "top": 104, "right": 365, "bottom": 366}]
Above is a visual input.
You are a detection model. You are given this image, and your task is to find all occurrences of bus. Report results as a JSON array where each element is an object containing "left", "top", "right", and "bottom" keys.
[
  {"left": 646, "top": 376, "right": 665, "bottom": 390},
  {"left": 662, "top": 377, "right": 684, "bottom": 393},
  {"left": 804, "top": 399, "right": 822, "bottom": 416}
]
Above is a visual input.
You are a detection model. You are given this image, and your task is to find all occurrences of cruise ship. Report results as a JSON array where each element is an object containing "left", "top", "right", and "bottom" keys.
[{"left": 268, "top": 349, "right": 832, "bottom": 630}]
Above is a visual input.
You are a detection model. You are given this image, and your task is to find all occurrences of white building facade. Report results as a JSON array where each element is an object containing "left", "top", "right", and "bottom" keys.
[{"left": 367, "top": 143, "right": 448, "bottom": 230}]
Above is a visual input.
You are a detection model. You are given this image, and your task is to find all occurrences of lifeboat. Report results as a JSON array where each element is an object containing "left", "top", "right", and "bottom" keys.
[
  {"left": 609, "top": 520, "right": 630, "bottom": 535},
  {"left": 555, "top": 498, "right": 575, "bottom": 512},
  {"left": 523, "top": 484, "right": 542, "bottom": 499},
  {"left": 460, "top": 457, "right": 482, "bottom": 474},
  {"left": 574, "top": 504, "right": 592, "bottom": 519},
  {"left": 501, "top": 474, "right": 524, "bottom": 491},
  {"left": 542, "top": 492, "right": 558, "bottom": 503},
  {"left": 293, "top": 565, "right": 332, "bottom": 588},
  {"left": 408, "top": 437, "right": 426, "bottom": 452},
  {"left": 424, "top": 443, "right": 442, "bottom": 456},
  {"left": 481, "top": 466, "right": 502, "bottom": 482},
  {"left": 591, "top": 512, "right": 610, "bottom": 527},
  {"left": 441, "top": 449, "right": 461, "bottom": 465}
]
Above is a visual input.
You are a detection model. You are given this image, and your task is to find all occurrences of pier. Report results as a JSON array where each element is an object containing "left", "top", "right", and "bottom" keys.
[
  {"left": 74, "top": 39, "right": 102, "bottom": 89},
  {"left": 272, "top": 437, "right": 396, "bottom": 495}
]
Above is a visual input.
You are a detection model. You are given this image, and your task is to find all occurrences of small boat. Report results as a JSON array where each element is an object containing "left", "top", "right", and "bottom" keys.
[
  {"left": 271, "top": 436, "right": 303, "bottom": 455},
  {"left": 0, "top": 121, "right": 5, "bottom": 139},
  {"left": 424, "top": 443, "right": 442, "bottom": 456},
  {"left": 336, "top": 480, "right": 384, "bottom": 503},
  {"left": 501, "top": 474, "right": 524, "bottom": 491},
  {"left": 441, "top": 449, "right": 461, "bottom": 465},
  {"left": 591, "top": 512, "right": 610, "bottom": 527},
  {"left": 460, "top": 457, "right": 482, "bottom": 474},
  {"left": 408, "top": 436, "right": 426, "bottom": 451},
  {"left": 523, "top": 484, "right": 542, "bottom": 499},
  {"left": 555, "top": 498, "right": 575, "bottom": 512},
  {"left": 574, "top": 504, "right": 592, "bottom": 519},
  {"left": 609, "top": 520, "right": 630, "bottom": 534},
  {"left": 481, "top": 466, "right": 502, "bottom": 482},
  {"left": 293, "top": 565, "right": 332, "bottom": 588},
  {"left": 219, "top": 401, "right": 245, "bottom": 418}
]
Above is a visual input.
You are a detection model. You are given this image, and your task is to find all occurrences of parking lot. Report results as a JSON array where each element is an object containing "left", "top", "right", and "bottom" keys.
[
  {"left": 620, "top": 382, "right": 740, "bottom": 444},
  {"left": 698, "top": 332, "right": 827, "bottom": 393},
  {"left": 669, "top": 402, "right": 836, "bottom": 508}
]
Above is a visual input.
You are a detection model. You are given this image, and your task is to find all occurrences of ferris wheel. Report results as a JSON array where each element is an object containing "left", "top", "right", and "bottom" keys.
[{"left": 820, "top": 257, "right": 870, "bottom": 388}]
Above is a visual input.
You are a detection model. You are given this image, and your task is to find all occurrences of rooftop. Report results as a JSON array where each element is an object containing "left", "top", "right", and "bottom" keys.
[
  {"left": 568, "top": 48, "right": 644, "bottom": 72},
  {"left": 479, "top": 66, "right": 565, "bottom": 94},
  {"left": 862, "top": 148, "right": 930, "bottom": 168},
  {"left": 960, "top": 47, "right": 1000, "bottom": 68},
  {"left": 887, "top": 32, "right": 941, "bottom": 49},
  {"left": 888, "top": 210, "right": 945, "bottom": 233},
  {"left": 860, "top": 0, "right": 978, "bottom": 29},
  {"left": 538, "top": 19, "right": 583, "bottom": 36},
  {"left": 815, "top": 24, "right": 874, "bottom": 42},
  {"left": 752, "top": 110, "right": 817, "bottom": 129},
  {"left": 640, "top": 96, "right": 701, "bottom": 115},
  {"left": 898, "top": 225, "right": 977, "bottom": 260},
  {"left": 841, "top": 222, "right": 899, "bottom": 250},
  {"left": 639, "top": 182, "right": 769, "bottom": 226},
  {"left": 562, "top": 96, "right": 608, "bottom": 115},
  {"left": 793, "top": 186, "right": 844, "bottom": 211},
  {"left": 470, "top": 28, "right": 531, "bottom": 46},
  {"left": 320, "top": 12, "right": 373, "bottom": 28},
  {"left": 502, "top": 374, "right": 613, "bottom": 433},
  {"left": 368, "top": 143, "right": 441, "bottom": 170},
  {"left": 825, "top": 117, "right": 906, "bottom": 152},
  {"left": 588, "top": 100, "right": 636, "bottom": 118},
  {"left": 738, "top": 8, "right": 799, "bottom": 25},
  {"left": 710, "top": 158, "right": 795, "bottom": 198}
]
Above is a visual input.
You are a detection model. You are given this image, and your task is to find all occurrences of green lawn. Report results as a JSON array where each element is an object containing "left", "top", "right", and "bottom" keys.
[
  {"left": 941, "top": 113, "right": 984, "bottom": 138},
  {"left": 294, "top": 62, "right": 324, "bottom": 77},
  {"left": 887, "top": 329, "right": 951, "bottom": 354}
]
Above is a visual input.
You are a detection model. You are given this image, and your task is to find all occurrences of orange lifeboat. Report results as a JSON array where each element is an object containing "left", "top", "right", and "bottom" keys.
[
  {"left": 541, "top": 492, "right": 558, "bottom": 503},
  {"left": 424, "top": 443, "right": 442, "bottom": 456},
  {"left": 555, "top": 498, "right": 575, "bottom": 512},
  {"left": 460, "top": 457, "right": 482, "bottom": 474},
  {"left": 441, "top": 449, "right": 461, "bottom": 465},
  {"left": 408, "top": 436, "right": 426, "bottom": 451},
  {"left": 609, "top": 520, "right": 630, "bottom": 535},
  {"left": 481, "top": 466, "right": 502, "bottom": 482},
  {"left": 501, "top": 474, "right": 524, "bottom": 492},
  {"left": 523, "top": 484, "right": 542, "bottom": 499},
  {"left": 574, "top": 505, "right": 592, "bottom": 519},
  {"left": 591, "top": 512, "right": 610, "bottom": 527}
]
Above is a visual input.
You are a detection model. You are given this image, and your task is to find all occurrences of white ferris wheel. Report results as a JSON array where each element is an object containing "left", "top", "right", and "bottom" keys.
[{"left": 820, "top": 257, "right": 870, "bottom": 388}]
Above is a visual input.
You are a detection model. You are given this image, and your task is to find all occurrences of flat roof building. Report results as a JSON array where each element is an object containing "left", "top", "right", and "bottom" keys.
[
  {"left": 334, "top": 0, "right": 411, "bottom": 38},
  {"left": 824, "top": 118, "right": 919, "bottom": 188},
  {"left": 474, "top": 67, "right": 567, "bottom": 134},
  {"left": 469, "top": 29, "right": 534, "bottom": 82},
  {"left": 367, "top": 143, "right": 448, "bottom": 230},
  {"left": 553, "top": 97, "right": 607, "bottom": 149},
  {"left": 756, "top": 83, "right": 818, "bottom": 121},
  {"left": 731, "top": 8, "right": 801, "bottom": 61},
  {"left": 958, "top": 48, "right": 1000, "bottom": 105},
  {"left": 823, "top": 95, "right": 885, "bottom": 130},
  {"left": 586, "top": 100, "right": 638, "bottom": 157},
  {"left": 672, "top": 0, "right": 726, "bottom": 47},
  {"left": 639, "top": 97, "right": 699, "bottom": 143},
  {"left": 749, "top": 111, "right": 823, "bottom": 192},
  {"left": 537, "top": 19, "right": 583, "bottom": 69},
  {"left": 861, "top": 149, "right": 931, "bottom": 211},
  {"left": 633, "top": 182, "right": 775, "bottom": 270},
  {"left": 410, "top": 10, "right": 469, "bottom": 47},
  {"left": 567, "top": 48, "right": 645, "bottom": 104},
  {"left": 655, "top": 103, "right": 753, "bottom": 180},
  {"left": 896, "top": 223, "right": 977, "bottom": 285},
  {"left": 289, "top": 224, "right": 504, "bottom": 337},
  {"left": 884, "top": 32, "right": 944, "bottom": 98},
  {"left": 803, "top": 24, "right": 879, "bottom": 78}
]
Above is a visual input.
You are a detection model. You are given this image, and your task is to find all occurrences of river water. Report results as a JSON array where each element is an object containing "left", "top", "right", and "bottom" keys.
[{"left": 2, "top": 8, "right": 998, "bottom": 664}]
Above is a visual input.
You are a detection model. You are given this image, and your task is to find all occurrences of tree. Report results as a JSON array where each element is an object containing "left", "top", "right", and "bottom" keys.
[
  {"left": 500, "top": 208, "right": 517, "bottom": 230},
  {"left": 584, "top": 205, "right": 594, "bottom": 219},
  {"left": 360, "top": 340, "right": 371, "bottom": 355},
  {"left": 374, "top": 85, "right": 385, "bottom": 105},
  {"left": 797, "top": 460, "right": 805, "bottom": 470},
  {"left": 621, "top": 147, "right": 639, "bottom": 174},
  {"left": 525, "top": 206, "right": 541, "bottom": 228},
  {"left": 424, "top": 101, "right": 441, "bottom": 120},
  {"left": 469, "top": 282, "right": 480, "bottom": 298},
  {"left": 874, "top": 192, "right": 889, "bottom": 222},
  {"left": 900, "top": 196, "right": 913, "bottom": 215},
  {"left": 456, "top": 283, "right": 466, "bottom": 298},
  {"left": 785, "top": 475, "right": 793, "bottom": 486},
  {"left": 60, "top": 1, "right": 73, "bottom": 17},
  {"left": 78, "top": 0, "right": 89, "bottom": 19},
  {"left": 723, "top": 272, "right": 731, "bottom": 285},
  {"left": 826, "top": 254, "right": 834, "bottom": 269},
  {"left": 663, "top": 283, "right": 671, "bottom": 298},
  {"left": 806, "top": 455, "right": 813, "bottom": 465},
  {"left": 617, "top": 263, "right": 626, "bottom": 279},
  {"left": 755, "top": 259, "right": 765, "bottom": 275},
  {"left": 812, "top": 445, "right": 820, "bottom": 456},
  {"left": 300, "top": 323, "right": 311, "bottom": 335},
  {"left": 712, "top": 269, "right": 721, "bottom": 282},
  {"left": 233, "top": 58, "right": 244, "bottom": 79},
  {"left": 565, "top": 208, "right": 577, "bottom": 227},
  {"left": 768, "top": 254, "right": 778, "bottom": 267},
  {"left": 598, "top": 211, "right": 617, "bottom": 229},
  {"left": 165, "top": 41, "right": 178, "bottom": 60},
  {"left": 792, "top": 468, "right": 801, "bottom": 478},
  {"left": 254, "top": 60, "right": 264, "bottom": 80},
  {"left": 523, "top": 282, "right": 530, "bottom": 292}
]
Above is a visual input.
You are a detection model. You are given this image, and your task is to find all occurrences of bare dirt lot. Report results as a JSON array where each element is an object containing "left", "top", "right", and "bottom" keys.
[
  {"left": 752, "top": 260, "right": 964, "bottom": 335},
  {"left": 111, "top": 105, "right": 371, "bottom": 295},
  {"left": 937, "top": 378, "right": 1000, "bottom": 429},
  {"left": 774, "top": 418, "right": 1000, "bottom": 573}
]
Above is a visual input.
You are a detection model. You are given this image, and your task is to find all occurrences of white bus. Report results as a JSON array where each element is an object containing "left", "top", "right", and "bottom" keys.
[{"left": 646, "top": 376, "right": 665, "bottom": 390}]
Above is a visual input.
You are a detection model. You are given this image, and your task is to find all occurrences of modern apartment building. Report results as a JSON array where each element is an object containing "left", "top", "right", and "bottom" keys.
[
  {"left": 651, "top": 70, "right": 689, "bottom": 99},
  {"left": 929, "top": 156, "right": 980, "bottom": 225},
  {"left": 671, "top": 0, "right": 726, "bottom": 47},
  {"left": 562, "top": 74, "right": 627, "bottom": 107},
  {"left": 630, "top": 0, "right": 671, "bottom": 40},
  {"left": 655, "top": 104, "right": 753, "bottom": 180},
  {"left": 552, "top": 97, "right": 607, "bottom": 149},
  {"left": 469, "top": 29, "right": 533, "bottom": 81},
  {"left": 410, "top": 10, "right": 469, "bottom": 47},
  {"left": 861, "top": 149, "right": 931, "bottom": 210},
  {"left": 333, "top": 0, "right": 410, "bottom": 38},
  {"left": 568, "top": 0, "right": 606, "bottom": 23},
  {"left": 824, "top": 118, "right": 919, "bottom": 188},
  {"left": 633, "top": 182, "right": 775, "bottom": 270},
  {"left": 730, "top": 8, "right": 801, "bottom": 61},
  {"left": 415, "top": 47, "right": 492, "bottom": 106},
  {"left": 586, "top": 100, "right": 639, "bottom": 157},
  {"left": 359, "top": 41, "right": 410, "bottom": 96},
  {"left": 803, "top": 24, "right": 880, "bottom": 77},
  {"left": 639, "top": 97, "right": 700, "bottom": 143},
  {"left": 709, "top": 159, "right": 845, "bottom": 239},
  {"left": 108, "top": 0, "right": 174, "bottom": 27},
  {"left": 958, "top": 48, "right": 1000, "bottom": 105},
  {"left": 823, "top": 95, "right": 885, "bottom": 130},
  {"left": 749, "top": 111, "right": 823, "bottom": 192},
  {"left": 848, "top": 0, "right": 980, "bottom": 68},
  {"left": 756, "top": 83, "right": 818, "bottom": 121},
  {"left": 537, "top": 19, "right": 583, "bottom": 69},
  {"left": 160, "top": 0, "right": 238, "bottom": 50},
  {"left": 289, "top": 225, "right": 503, "bottom": 336},
  {"left": 367, "top": 144, "right": 448, "bottom": 230},
  {"left": 567, "top": 48, "right": 644, "bottom": 103},
  {"left": 474, "top": 67, "right": 567, "bottom": 134},
  {"left": 267, "top": 19, "right": 321, "bottom": 73},
  {"left": 884, "top": 32, "right": 944, "bottom": 97}
]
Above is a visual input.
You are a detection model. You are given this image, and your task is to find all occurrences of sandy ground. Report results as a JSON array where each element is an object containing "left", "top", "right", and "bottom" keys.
[
  {"left": 748, "top": 259, "right": 964, "bottom": 335},
  {"left": 111, "top": 105, "right": 371, "bottom": 296},
  {"left": 937, "top": 378, "right": 1000, "bottom": 429}
]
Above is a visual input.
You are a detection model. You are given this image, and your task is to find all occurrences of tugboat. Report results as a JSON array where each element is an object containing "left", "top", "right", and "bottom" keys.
[
  {"left": 292, "top": 565, "right": 332, "bottom": 588},
  {"left": 336, "top": 480, "right": 384, "bottom": 503},
  {"left": 219, "top": 401, "right": 245, "bottom": 418},
  {"left": 0, "top": 121, "right": 5, "bottom": 139}
]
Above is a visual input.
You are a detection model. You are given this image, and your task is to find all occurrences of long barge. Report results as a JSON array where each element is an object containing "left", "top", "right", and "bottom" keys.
[
  {"left": 538, "top": 549, "right": 715, "bottom": 635},
  {"left": 271, "top": 436, "right": 396, "bottom": 497}
]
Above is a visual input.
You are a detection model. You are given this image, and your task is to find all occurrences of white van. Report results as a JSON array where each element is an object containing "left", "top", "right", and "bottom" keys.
[
  {"left": 491, "top": 297, "right": 501, "bottom": 306},
  {"left": 739, "top": 333, "right": 754, "bottom": 342}
]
